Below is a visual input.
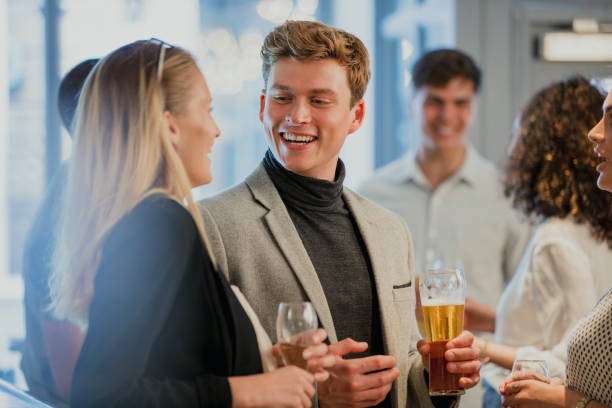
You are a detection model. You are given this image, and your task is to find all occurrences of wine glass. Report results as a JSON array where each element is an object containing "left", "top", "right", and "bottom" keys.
[
  {"left": 511, "top": 359, "right": 550, "bottom": 381},
  {"left": 276, "top": 302, "right": 318, "bottom": 369}
]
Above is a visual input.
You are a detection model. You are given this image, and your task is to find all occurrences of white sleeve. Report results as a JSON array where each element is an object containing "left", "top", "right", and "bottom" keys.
[{"left": 515, "top": 240, "right": 596, "bottom": 378}]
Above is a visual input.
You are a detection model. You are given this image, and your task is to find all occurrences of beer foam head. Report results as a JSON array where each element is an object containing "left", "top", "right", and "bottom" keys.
[
  {"left": 419, "top": 266, "right": 466, "bottom": 306},
  {"left": 421, "top": 297, "right": 464, "bottom": 307}
]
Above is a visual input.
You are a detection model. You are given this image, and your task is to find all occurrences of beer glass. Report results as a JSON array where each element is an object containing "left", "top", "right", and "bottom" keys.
[
  {"left": 420, "top": 266, "right": 466, "bottom": 396},
  {"left": 511, "top": 359, "right": 550, "bottom": 380},
  {"left": 276, "top": 302, "right": 318, "bottom": 369}
]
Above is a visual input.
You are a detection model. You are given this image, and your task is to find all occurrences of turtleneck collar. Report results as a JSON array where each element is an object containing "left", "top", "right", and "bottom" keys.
[{"left": 262, "top": 150, "right": 345, "bottom": 211}]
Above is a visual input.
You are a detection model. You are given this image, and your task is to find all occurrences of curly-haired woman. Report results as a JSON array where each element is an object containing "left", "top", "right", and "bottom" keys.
[{"left": 475, "top": 76, "right": 612, "bottom": 407}]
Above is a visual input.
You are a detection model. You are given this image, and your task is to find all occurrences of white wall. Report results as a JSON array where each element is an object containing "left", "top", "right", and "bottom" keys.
[
  {"left": 332, "top": 0, "right": 375, "bottom": 190},
  {"left": 456, "top": 0, "right": 612, "bottom": 167}
]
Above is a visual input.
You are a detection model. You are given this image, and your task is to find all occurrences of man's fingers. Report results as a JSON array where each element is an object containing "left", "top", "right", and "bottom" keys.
[
  {"left": 303, "top": 343, "right": 327, "bottom": 359},
  {"left": 304, "top": 328, "right": 328, "bottom": 345},
  {"left": 445, "top": 347, "right": 479, "bottom": 363},
  {"left": 458, "top": 373, "right": 480, "bottom": 389},
  {"left": 447, "top": 359, "right": 481, "bottom": 375},
  {"left": 307, "top": 354, "right": 339, "bottom": 371},
  {"left": 446, "top": 330, "right": 474, "bottom": 348},
  {"left": 343, "top": 366, "right": 399, "bottom": 393},
  {"left": 328, "top": 338, "right": 369, "bottom": 356},
  {"left": 313, "top": 369, "right": 330, "bottom": 382},
  {"left": 351, "top": 355, "right": 396, "bottom": 375}
]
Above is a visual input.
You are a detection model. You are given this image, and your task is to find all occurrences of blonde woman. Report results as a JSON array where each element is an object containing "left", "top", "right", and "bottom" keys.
[{"left": 49, "top": 40, "right": 331, "bottom": 407}]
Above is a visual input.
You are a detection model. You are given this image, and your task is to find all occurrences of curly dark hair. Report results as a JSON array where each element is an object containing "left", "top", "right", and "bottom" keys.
[{"left": 505, "top": 76, "right": 612, "bottom": 246}]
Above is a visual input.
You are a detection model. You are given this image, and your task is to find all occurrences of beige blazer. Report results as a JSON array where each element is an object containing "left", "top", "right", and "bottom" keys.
[{"left": 199, "top": 165, "right": 449, "bottom": 408}]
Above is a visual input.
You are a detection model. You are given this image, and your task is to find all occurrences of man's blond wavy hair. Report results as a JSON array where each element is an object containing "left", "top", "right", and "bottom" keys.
[{"left": 261, "top": 20, "right": 371, "bottom": 107}]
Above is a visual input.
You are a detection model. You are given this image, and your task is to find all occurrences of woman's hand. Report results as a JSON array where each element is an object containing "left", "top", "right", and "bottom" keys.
[
  {"left": 229, "top": 366, "right": 316, "bottom": 408},
  {"left": 272, "top": 328, "right": 339, "bottom": 382},
  {"left": 500, "top": 372, "right": 565, "bottom": 408}
]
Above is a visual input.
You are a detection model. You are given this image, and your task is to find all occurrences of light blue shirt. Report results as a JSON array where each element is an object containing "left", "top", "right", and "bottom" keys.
[{"left": 359, "top": 147, "right": 532, "bottom": 309}]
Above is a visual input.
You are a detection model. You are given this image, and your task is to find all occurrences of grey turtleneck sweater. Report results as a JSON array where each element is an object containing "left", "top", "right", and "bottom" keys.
[{"left": 263, "top": 150, "right": 390, "bottom": 408}]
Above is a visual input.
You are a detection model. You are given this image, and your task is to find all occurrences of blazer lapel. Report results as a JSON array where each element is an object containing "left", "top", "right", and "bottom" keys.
[
  {"left": 343, "top": 189, "right": 398, "bottom": 359},
  {"left": 245, "top": 166, "right": 338, "bottom": 343}
]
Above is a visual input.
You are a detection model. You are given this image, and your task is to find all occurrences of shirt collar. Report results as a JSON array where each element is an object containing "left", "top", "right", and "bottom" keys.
[{"left": 396, "top": 144, "right": 483, "bottom": 188}]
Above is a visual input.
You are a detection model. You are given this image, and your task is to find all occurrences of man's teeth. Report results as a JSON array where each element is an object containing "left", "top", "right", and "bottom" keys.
[{"left": 282, "top": 132, "right": 315, "bottom": 143}]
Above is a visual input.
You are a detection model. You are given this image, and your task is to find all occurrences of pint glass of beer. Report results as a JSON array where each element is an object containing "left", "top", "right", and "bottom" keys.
[{"left": 419, "top": 266, "right": 466, "bottom": 396}]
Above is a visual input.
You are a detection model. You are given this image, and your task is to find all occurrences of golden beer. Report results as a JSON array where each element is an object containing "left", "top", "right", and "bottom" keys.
[
  {"left": 422, "top": 304, "right": 464, "bottom": 342},
  {"left": 423, "top": 304, "right": 465, "bottom": 396}
]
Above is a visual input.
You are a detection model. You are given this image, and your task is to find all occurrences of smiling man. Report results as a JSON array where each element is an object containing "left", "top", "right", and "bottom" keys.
[{"left": 199, "top": 22, "right": 480, "bottom": 408}]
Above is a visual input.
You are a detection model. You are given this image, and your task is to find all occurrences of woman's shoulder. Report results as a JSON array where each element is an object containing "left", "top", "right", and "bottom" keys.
[{"left": 110, "top": 194, "right": 198, "bottom": 247}]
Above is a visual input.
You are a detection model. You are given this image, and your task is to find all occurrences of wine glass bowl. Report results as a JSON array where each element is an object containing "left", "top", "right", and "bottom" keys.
[
  {"left": 511, "top": 359, "right": 550, "bottom": 381},
  {"left": 276, "top": 302, "right": 318, "bottom": 369}
]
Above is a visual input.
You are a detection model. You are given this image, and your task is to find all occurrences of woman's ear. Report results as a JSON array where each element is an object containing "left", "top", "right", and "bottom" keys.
[{"left": 163, "top": 110, "right": 180, "bottom": 146}]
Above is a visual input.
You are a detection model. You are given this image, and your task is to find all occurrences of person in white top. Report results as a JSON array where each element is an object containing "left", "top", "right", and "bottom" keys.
[{"left": 475, "top": 76, "right": 612, "bottom": 408}]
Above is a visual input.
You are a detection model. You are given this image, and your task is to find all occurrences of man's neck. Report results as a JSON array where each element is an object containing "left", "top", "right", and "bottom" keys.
[{"left": 416, "top": 144, "right": 467, "bottom": 190}]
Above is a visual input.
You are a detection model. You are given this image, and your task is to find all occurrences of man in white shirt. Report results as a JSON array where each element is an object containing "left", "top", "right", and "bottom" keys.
[
  {"left": 359, "top": 49, "right": 532, "bottom": 405},
  {"left": 361, "top": 49, "right": 531, "bottom": 315}
]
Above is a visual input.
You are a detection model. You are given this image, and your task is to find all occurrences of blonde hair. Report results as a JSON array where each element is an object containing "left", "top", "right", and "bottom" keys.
[
  {"left": 49, "top": 40, "right": 212, "bottom": 326},
  {"left": 261, "top": 20, "right": 371, "bottom": 107}
]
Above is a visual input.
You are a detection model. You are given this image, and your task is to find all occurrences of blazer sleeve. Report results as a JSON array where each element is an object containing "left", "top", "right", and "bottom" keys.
[{"left": 71, "top": 198, "right": 231, "bottom": 408}]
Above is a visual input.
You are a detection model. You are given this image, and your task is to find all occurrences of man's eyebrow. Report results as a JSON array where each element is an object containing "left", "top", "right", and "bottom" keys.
[
  {"left": 310, "top": 88, "right": 336, "bottom": 95},
  {"left": 270, "top": 85, "right": 336, "bottom": 96}
]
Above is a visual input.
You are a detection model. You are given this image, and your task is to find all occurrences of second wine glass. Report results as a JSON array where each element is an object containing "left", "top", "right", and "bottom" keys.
[
  {"left": 276, "top": 302, "right": 318, "bottom": 369},
  {"left": 511, "top": 359, "right": 550, "bottom": 381}
]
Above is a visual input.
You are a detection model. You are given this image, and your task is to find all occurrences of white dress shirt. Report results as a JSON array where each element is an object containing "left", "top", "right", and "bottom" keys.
[
  {"left": 483, "top": 217, "right": 612, "bottom": 388},
  {"left": 359, "top": 146, "right": 532, "bottom": 309}
]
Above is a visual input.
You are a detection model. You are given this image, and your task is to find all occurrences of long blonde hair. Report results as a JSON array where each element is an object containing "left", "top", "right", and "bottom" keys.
[{"left": 50, "top": 40, "right": 211, "bottom": 326}]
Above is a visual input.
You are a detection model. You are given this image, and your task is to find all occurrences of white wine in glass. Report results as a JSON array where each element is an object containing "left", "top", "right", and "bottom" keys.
[{"left": 276, "top": 302, "right": 318, "bottom": 369}]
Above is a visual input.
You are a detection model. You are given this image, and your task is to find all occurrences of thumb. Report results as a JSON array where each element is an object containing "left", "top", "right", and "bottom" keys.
[
  {"left": 328, "top": 338, "right": 368, "bottom": 357},
  {"left": 417, "top": 339, "right": 430, "bottom": 356}
]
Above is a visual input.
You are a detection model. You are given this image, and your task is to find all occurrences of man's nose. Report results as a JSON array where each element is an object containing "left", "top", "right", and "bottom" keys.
[
  {"left": 440, "top": 104, "right": 456, "bottom": 122},
  {"left": 288, "top": 99, "right": 311, "bottom": 124}
]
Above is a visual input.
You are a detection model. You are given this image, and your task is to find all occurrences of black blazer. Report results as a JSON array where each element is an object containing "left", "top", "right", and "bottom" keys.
[{"left": 71, "top": 196, "right": 262, "bottom": 407}]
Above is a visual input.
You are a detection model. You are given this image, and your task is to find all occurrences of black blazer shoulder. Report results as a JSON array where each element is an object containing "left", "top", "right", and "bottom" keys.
[{"left": 71, "top": 195, "right": 261, "bottom": 408}]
